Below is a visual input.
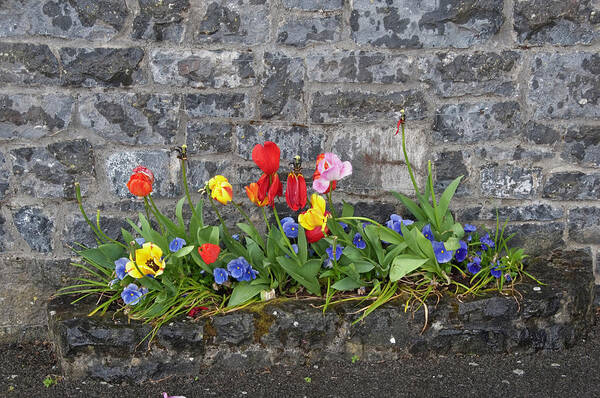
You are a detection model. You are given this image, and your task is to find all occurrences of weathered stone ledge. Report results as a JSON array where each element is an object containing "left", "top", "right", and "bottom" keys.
[{"left": 49, "top": 257, "right": 595, "bottom": 382}]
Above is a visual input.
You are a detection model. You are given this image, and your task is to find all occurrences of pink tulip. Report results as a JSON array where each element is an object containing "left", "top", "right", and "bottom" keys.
[{"left": 313, "top": 153, "right": 352, "bottom": 194}]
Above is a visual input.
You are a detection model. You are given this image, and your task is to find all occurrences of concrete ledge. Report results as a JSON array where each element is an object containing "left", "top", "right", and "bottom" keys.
[{"left": 49, "top": 255, "right": 595, "bottom": 382}]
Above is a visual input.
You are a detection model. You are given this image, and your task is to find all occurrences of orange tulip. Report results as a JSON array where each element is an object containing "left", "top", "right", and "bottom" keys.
[
  {"left": 126, "top": 166, "right": 154, "bottom": 197},
  {"left": 245, "top": 182, "right": 269, "bottom": 207}
]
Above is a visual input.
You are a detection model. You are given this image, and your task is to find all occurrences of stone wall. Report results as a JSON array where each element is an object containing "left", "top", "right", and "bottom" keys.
[{"left": 0, "top": 0, "right": 599, "bottom": 341}]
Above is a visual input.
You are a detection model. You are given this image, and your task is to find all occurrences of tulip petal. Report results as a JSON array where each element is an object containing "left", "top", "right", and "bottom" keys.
[
  {"left": 252, "top": 141, "right": 280, "bottom": 175},
  {"left": 313, "top": 177, "right": 331, "bottom": 194}
]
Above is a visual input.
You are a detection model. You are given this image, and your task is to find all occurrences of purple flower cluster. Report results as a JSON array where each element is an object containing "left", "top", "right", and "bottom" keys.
[
  {"left": 213, "top": 257, "right": 259, "bottom": 285},
  {"left": 121, "top": 284, "right": 148, "bottom": 305},
  {"left": 281, "top": 217, "right": 299, "bottom": 239},
  {"left": 386, "top": 214, "right": 414, "bottom": 235}
]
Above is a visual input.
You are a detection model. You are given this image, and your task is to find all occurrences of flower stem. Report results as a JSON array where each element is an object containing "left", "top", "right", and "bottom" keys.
[
  {"left": 143, "top": 196, "right": 165, "bottom": 235},
  {"left": 74, "top": 182, "right": 103, "bottom": 245},
  {"left": 209, "top": 196, "right": 230, "bottom": 237},
  {"left": 180, "top": 145, "right": 198, "bottom": 220},
  {"left": 335, "top": 216, "right": 384, "bottom": 228},
  {"left": 327, "top": 191, "right": 338, "bottom": 219},
  {"left": 261, "top": 207, "right": 271, "bottom": 234},
  {"left": 400, "top": 115, "right": 421, "bottom": 198},
  {"left": 272, "top": 206, "right": 297, "bottom": 256},
  {"left": 147, "top": 194, "right": 166, "bottom": 235}
]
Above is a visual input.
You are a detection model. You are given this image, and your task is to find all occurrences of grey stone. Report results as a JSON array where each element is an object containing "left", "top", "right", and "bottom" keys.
[
  {"left": 10, "top": 139, "right": 95, "bottom": 199},
  {"left": 328, "top": 124, "right": 427, "bottom": 194},
  {"left": 0, "top": 214, "right": 10, "bottom": 252},
  {"left": 562, "top": 125, "right": 600, "bottom": 167},
  {"left": 522, "top": 121, "right": 561, "bottom": 145},
  {"left": 528, "top": 53, "right": 600, "bottom": 119},
  {"left": 434, "top": 150, "right": 471, "bottom": 196},
  {"left": 235, "top": 124, "right": 327, "bottom": 162},
  {"left": 211, "top": 313, "right": 254, "bottom": 345},
  {"left": 480, "top": 164, "right": 541, "bottom": 199},
  {"left": 306, "top": 51, "right": 422, "bottom": 84},
  {"left": 476, "top": 145, "right": 554, "bottom": 163},
  {"left": 459, "top": 204, "right": 564, "bottom": 222},
  {"left": 503, "top": 222, "right": 564, "bottom": 257},
  {"left": 350, "top": 0, "right": 504, "bottom": 49},
  {"left": 13, "top": 207, "right": 54, "bottom": 252},
  {"left": 311, "top": 90, "right": 427, "bottom": 123},
  {"left": 186, "top": 122, "right": 232, "bottom": 154},
  {"left": 60, "top": 47, "right": 145, "bottom": 87},
  {"left": 185, "top": 93, "right": 252, "bottom": 119},
  {"left": 133, "top": 0, "right": 190, "bottom": 42},
  {"left": 63, "top": 213, "right": 131, "bottom": 248},
  {"left": 104, "top": 150, "right": 178, "bottom": 198},
  {"left": 261, "top": 53, "right": 305, "bottom": 120},
  {"left": 277, "top": 15, "right": 341, "bottom": 47},
  {"left": 0, "top": 94, "right": 74, "bottom": 140},
  {"left": 424, "top": 51, "right": 520, "bottom": 97},
  {"left": 0, "top": 151, "right": 10, "bottom": 200},
  {"left": 0, "top": 0, "right": 128, "bottom": 41},
  {"left": 0, "top": 257, "right": 73, "bottom": 341},
  {"left": 79, "top": 93, "right": 180, "bottom": 145},
  {"left": 433, "top": 102, "right": 521, "bottom": 144},
  {"left": 0, "top": 43, "right": 60, "bottom": 85},
  {"left": 542, "top": 172, "right": 600, "bottom": 200},
  {"left": 150, "top": 49, "right": 255, "bottom": 88},
  {"left": 282, "top": 0, "right": 342, "bottom": 10},
  {"left": 514, "top": 0, "right": 599, "bottom": 45},
  {"left": 194, "top": 0, "right": 269, "bottom": 45},
  {"left": 568, "top": 207, "right": 600, "bottom": 244}
]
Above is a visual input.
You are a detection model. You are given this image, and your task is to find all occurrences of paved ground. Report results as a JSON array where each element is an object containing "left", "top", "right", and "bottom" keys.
[{"left": 2, "top": 309, "right": 599, "bottom": 398}]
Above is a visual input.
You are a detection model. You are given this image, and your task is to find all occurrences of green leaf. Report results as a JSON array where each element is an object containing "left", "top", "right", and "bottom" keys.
[
  {"left": 277, "top": 256, "right": 321, "bottom": 296},
  {"left": 246, "top": 238, "right": 265, "bottom": 269},
  {"left": 175, "top": 196, "right": 186, "bottom": 228},
  {"left": 297, "top": 225, "right": 308, "bottom": 264},
  {"left": 197, "top": 226, "right": 219, "bottom": 245},
  {"left": 173, "top": 245, "right": 195, "bottom": 258},
  {"left": 237, "top": 222, "right": 265, "bottom": 250},
  {"left": 363, "top": 225, "right": 384, "bottom": 265},
  {"left": 138, "top": 275, "right": 164, "bottom": 291},
  {"left": 332, "top": 277, "right": 362, "bottom": 291},
  {"left": 121, "top": 228, "right": 134, "bottom": 246},
  {"left": 389, "top": 255, "right": 429, "bottom": 282},
  {"left": 78, "top": 243, "right": 124, "bottom": 269},
  {"left": 391, "top": 192, "right": 426, "bottom": 222},
  {"left": 451, "top": 222, "right": 465, "bottom": 239},
  {"left": 377, "top": 226, "right": 404, "bottom": 245},
  {"left": 438, "top": 176, "right": 463, "bottom": 224},
  {"left": 190, "top": 250, "right": 212, "bottom": 274},
  {"left": 342, "top": 201, "right": 355, "bottom": 218},
  {"left": 444, "top": 237, "right": 461, "bottom": 251},
  {"left": 382, "top": 243, "right": 408, "bottom": 269},
  {"left": 353, "top": 260, "right": 375, "bottom": 273},
  {"left": 228, "top": 282, "right": 268, "bottom": 307}
]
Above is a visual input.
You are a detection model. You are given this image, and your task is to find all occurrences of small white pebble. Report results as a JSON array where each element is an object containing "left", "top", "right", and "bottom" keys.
[
  {"left": 241, "top": 392, "right": 247, "bottom": 395},
  {"left": 551, "top": 363, "right": 560, "bottom": 367},
  {"left": 49, "top": 310, "right": 56, "bottom": 316},
  {"left": 273, "top": 311, "right": 278, "bottom": 316},
  {"left": 313, "top": 365, "right": 319, "bottom": 369},
  {"left": 469, "top": 362, "right": 479, "bottom": 367},
  {"left": 533, "top": 287, "right": 541, "bottom": 291},
  {"left": 390, "top": 336, "right": 396, "bottom": 344},
  {"left": 517, "top": 360, "right": 522, "bottom": 364},
  {"left": 502, "top": 380, "right": 510, "bottom": 385},
  {"left": 562, "top": 375, "right": 567, "bottom": 378},
  {"left": 513, "top": 369, "right": 524, "bottom": 376},
  {"left": 189, "top": 357, "right": 194, "bottom": 361},
  {"left": 10, "top": 375, "right": 17, "bottom": 379},
  {"left": 293, "top": 321, "right": 299, "bottom": 327},
  {"left": 579, "top": 98, "right": 588, "bottom": 105}
]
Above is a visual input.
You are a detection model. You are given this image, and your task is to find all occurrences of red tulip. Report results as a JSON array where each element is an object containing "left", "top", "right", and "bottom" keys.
[
  {"left": 305, "top": 225, "right": 328, "bottom": 243},
  {"left": 198, "top": 243, "right": 221, "bottom": 265},
  {"left": 286, "top": 172, "right": 307, "bottom": 211},
  {"left": 250, "top": 141, "right": 283, "bottom": 207},
  {"left": 126, "top": 166, "right": 154, "bottom": 197}
]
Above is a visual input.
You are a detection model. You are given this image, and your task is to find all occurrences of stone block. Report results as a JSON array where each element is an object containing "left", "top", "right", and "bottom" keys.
[
  {"left": 528, "top": 53, "right": 600, "bottom": 119},
  {"left": 185, "top": 93, "right": 252, "bottom": 119},
  {"left": 282, "top": 0, "right": 342, "bottom": 10},
  {"left": 475, "top": 145, "right": 553, "bottom": 163},
  {"left": 235, "top": 124, "right": 327, "bottom": 163},
  {"left": 458, "top": 204, "right": 564, "bottom": 222},
  {"left": 350, "top": 0, "right": 504, "bottom": 49},
  {"left": 0, "top": 0, "right": 128, "bottom": 41},
  {"left": 433, "top": 102, "right": 520, "bottom": 144},
  {"left": 521, "top": 121, "right": 561, "bottom": 146},
  {"left": 186, "top": 122, "right": 233, "bottom": 154},
  {"left": 480, "top": 164, "right": 541, "bottom": 199},
  {"left": 62, "top": 212, "right": 132, "bottom": 249},
  {"left": 0, "top": 151, "right": 10, "bottom": 200},
  {"left": 193, "top": 0, "right": 269, "bottom": 45},
  {"left": 424, "top": 51, "right": 520, "bottom": 97},
  {"left": 104, "top": 150, "right": 178, "bottom": 198},
  {"left": 542, "top": 172, "right": 600, "bottom": 200},
  {"left": 514, "top": 0, "right": 599, "bottom": 45},
  {"left": 0, "top": 43, "right": 60, "bottom": 85},
  {"left": 568, "top": 207, "right": 600, "bottom": 244},
  {"left": 261, "top": 53, "right": 305, "bottom": 120},
  {"left": 12, "top": 207, "right": 55, "bottom": 253},
  {"left": 132, "top": 0, "right": 190, "bottom": 42},
  {"left": 306, "top": 51, "right": 422, "bottom": 84},
  {"left": 311, "top": 90, "right": 427, "bottom": 123},
  {"left": 0, "top": 213, "right": 12, "bottom": 252},
  {"left": 150, "top": 49, "right": 255, "bottom": 88},
  {"left": 561, "top": 125, "right": 600, "bottom": 167},
  {"left": 60, "top": 47, "right": 145, "bottom": 87},
  {"left": 10, "top": 139, "right": 95, "bottom": 199},
  {"left": 79, "top": 93, "right": 180, "bottom": 145},
  {"left": 503, "top": 222, "right": 565, "bottom": 257},
  {"left": 328, "top": 124, "right": 426, "bottom": 194},
  {"left": 0, "top": 94, "right": 74, "bottom": 140},
  {"left": 434, "top": 150, "right": 472, "bottom": 196},
  {"left": 277, "top": 15, "right": 341, "bottom": 47}
]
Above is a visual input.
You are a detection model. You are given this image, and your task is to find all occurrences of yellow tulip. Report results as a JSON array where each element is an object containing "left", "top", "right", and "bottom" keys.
[
  {"left": 208, "top": 175, "right": 233, "bottom": 205},
  {"left": 298, "top": 194, "right": 329, "bottom": 232},
  {"left": 126, "top": 242, "right": 166, "bottom": 278}
]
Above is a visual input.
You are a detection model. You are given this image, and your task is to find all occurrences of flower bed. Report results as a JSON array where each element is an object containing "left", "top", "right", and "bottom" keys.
[{"left": 49, "top": 252, "right": 594, "bottom": 382}]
